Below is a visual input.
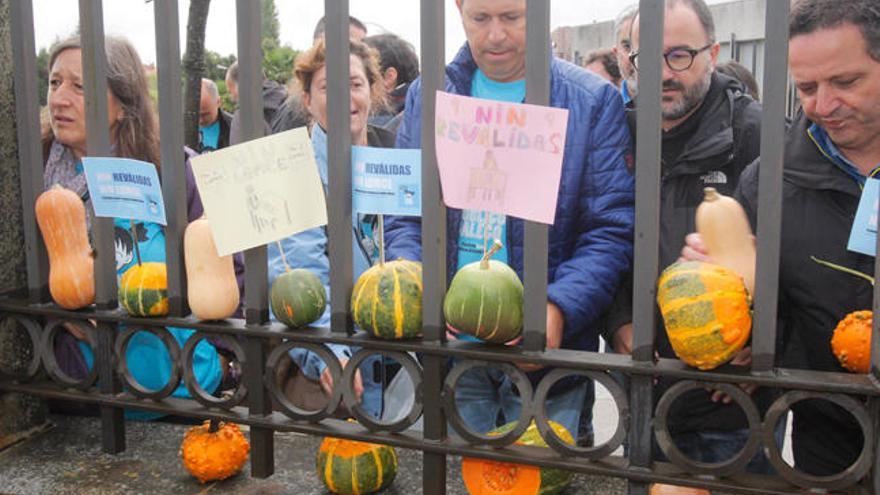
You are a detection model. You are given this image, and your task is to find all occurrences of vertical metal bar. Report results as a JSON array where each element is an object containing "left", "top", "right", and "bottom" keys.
[
  {"left": 420, "top": 0, "right": 447, "bottom": 492},
  {"left": 522, "top": 0, "right": 550, "bottom": 353},
  {"left": 325, "top": 0, "right": 354, "bottom": 334},
  {"left": 235, "top": 0, "right": 273, "bottom": 478},
  {"left": 79, "top": 0, "right": 124, "bottom": 454},
  {"left": 10, "top": 0, "right": 49, "bottom": 303},
  {"left": 752, "top": 0, "right": 789, "bottom": 373},
  {"left": 237, "top": 0, "right": 269, "bottom": 326},
  {"left": 154, "top": 0, "right": 187, "bottom": 317},
  {"left": 629, "top": 1, "right": 664, "bottom": 492}
]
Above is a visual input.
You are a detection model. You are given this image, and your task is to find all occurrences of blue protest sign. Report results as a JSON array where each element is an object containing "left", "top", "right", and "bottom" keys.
[
  {"left": 81, "top": 157, "right": 167, "bottom": 225},
  {"left": 848, "top": 177, "right": 879, "bottom": 256},
  {"left": 352, "top": 146, "right": 422, "bottom": 216}
]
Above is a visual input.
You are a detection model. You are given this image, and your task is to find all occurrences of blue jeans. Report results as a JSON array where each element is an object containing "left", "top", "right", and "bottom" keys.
[
  {"left": 453, "top": 366, "right": 589, "bottom": 438},
  {"left": 663, "top": 422, "right": 786, "bottom": 475}
]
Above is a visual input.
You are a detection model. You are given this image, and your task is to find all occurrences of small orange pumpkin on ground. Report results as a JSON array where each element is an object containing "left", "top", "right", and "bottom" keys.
[
  {"left": 831, "top": 310, "right": 873, "bottom": 374},
  {"left": 180, "top": 419, "right": 250, "bottom": 483}
]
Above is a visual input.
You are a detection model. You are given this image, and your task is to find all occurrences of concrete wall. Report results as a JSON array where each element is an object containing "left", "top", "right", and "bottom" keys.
[
  {"left": 557, "top": 0, "right": 767, "bottom": 63},
  {"left": 0, "top": 0, "right": 49, "bottom": 450}
]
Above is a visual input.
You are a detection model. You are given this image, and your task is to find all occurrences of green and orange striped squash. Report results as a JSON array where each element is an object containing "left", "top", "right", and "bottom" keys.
[
  {"left": 462, "top": 420, "right": 573, "bottom": 495},
  {"left": 657, "top": 260, "right": 752, "bottom": 371},
  {"left": 270, "top": 268, "right": 326, "bottom": 328},
  {"left": 351, "top": 259, "right": 422, "bottom": 339},
  {"left": 118, "top": 262, "right": 169, "bottom": 317},
  {"left": 316, "top": 436, "right": 398, "bottom": 495},
  {"left": 444, "top": 241, "right": 523, "bottom": 344}
]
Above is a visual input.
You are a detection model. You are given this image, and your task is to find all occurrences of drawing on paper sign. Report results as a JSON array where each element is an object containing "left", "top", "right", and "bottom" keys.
[
  {"left": 468, "top": 150, "right": 507, "bottom": 206},
  {"left": 399, "top": 185, "right": 417, "bottom": 207},
  {"left": 245, "top": 185, "right": 292, "bottom": 234}
]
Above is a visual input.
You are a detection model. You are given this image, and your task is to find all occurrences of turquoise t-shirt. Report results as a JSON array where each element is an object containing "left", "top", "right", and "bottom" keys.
[
  {"left": 455, "top": 69, "right": 525, "bottom": 270},
  {"left": 199, "top": 120, "right": 221, "bottom": 151},
  {"left": 77, "top": 219, "right": 222, "bottom": 420}
]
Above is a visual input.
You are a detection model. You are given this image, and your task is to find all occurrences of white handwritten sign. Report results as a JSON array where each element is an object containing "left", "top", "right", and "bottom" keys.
[{"left": 190, "top": 128, "right": 328, "bottom": 256}]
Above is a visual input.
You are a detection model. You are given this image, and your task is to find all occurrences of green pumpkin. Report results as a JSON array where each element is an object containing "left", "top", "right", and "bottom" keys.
[
  {"left": 316, "top": 436, "right": 398, "bottom": 495},
  {"left": 270, "top": 268, "right": 326, "bottom": 328},
  {"left": 351, "top": 259, "right": 422, "bottom": 339},
  {"left": 444, "top": 242, "right": 523, "bottom": 344},
  {"left": 462, "top": 420, "right": 573, "bottom": 495},
  {"left": 118, "top": 262, "right": 169, "bottom": 317}
]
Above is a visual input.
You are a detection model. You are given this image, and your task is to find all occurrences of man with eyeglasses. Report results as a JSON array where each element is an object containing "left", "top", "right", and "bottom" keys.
[
  {"left": 601, "top": 0, "right": 771, "bottom": 474},
  {"left": 612, "top": 5, "right": 639, "bottom": 105},
  {"left": 685, "top": 0, "right": 880, "bottom": 478}
]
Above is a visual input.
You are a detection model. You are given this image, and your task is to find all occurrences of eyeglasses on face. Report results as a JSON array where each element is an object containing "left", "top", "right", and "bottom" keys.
[{"left": 629, "top": 43, "right": 713, "bottom": 72}]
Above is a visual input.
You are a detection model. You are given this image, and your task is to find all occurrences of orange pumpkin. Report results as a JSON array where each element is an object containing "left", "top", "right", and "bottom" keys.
[
  {"left": 180, "top": 420, "right": 250, "bottom": 483},
  {"left": 184, "top": 218, "right": 239, "bottom": 320},
  {"left": 35, "top": 185, "right": 95, "bottom": 309},
  {"left": 831, "top": 310, "right": 873, "bottom": 374}
]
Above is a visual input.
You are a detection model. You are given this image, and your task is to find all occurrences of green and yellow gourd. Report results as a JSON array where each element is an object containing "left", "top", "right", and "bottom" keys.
[
  {"left": 461, "top": 420, "right": 573, "bottom": 495},
  {"left": 316, "top": 436, "right": 398, "bottom": 495},
  {"left": 657, "top": 260, "right": 752, "bottom": 371},
  {"left": 351, "top": 259, "right": 422, "bottom": 339},
  {"left": 270, "top": 268, "right": 326, "bottom": 328},
  {"left": 444, "top": 240, "right": 523, "bottom": 344},
  {"left": 119, "top": 261, "right": 169, "bottom": 317}
]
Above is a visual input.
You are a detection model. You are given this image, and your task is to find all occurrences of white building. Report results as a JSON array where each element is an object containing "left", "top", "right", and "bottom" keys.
[{"left": 553, "top": 0, "right": 768, "bottom": 94}]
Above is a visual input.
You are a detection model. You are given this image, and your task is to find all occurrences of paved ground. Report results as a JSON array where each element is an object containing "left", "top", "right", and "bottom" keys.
[{"left": 0, "top": 415, "right": 627, "bottom": 495}]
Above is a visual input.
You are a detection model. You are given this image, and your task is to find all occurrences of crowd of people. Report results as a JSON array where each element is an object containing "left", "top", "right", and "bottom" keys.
[{"left": 39, "top": 0, "right": 880, "bottom": 481}]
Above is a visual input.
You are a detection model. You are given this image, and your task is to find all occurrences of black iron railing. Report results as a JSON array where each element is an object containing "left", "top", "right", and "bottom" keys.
[{"left": 3, "top": 1, "right": 880, "bottom": 494}]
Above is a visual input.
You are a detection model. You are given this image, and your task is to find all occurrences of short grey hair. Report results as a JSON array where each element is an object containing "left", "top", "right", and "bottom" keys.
[
  {"left": 613, "top": 4, "right": 639, "bottom": 44},
  {"left": 201, "top": 78, "right": 219, "bottom": 100}
]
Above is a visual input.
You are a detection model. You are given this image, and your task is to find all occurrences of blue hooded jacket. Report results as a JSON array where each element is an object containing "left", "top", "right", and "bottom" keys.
[{"left": 385, "top": 44, "right": 635, "bottom": 353}]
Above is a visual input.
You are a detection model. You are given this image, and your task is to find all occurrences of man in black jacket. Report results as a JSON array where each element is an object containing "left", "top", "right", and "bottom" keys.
[
  {"left": 687, "top": 0, "right": 880, "bottom": 477},
  {"left": 197, "top": 78, "right": 232, "bottom": 153},
  {"left": 603, "top": 0, "right": 771, "bottom": 472}
]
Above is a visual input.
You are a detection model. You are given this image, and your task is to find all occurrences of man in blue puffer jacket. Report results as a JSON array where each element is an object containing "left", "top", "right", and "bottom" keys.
[{"left": 385, "top": 0, "right": 635, "bottom": 439}]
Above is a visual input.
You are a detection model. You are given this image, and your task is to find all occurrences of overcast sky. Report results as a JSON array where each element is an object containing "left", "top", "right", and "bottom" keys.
[{"left": 32, "top": 0, "right": 733, "bottom": 65}]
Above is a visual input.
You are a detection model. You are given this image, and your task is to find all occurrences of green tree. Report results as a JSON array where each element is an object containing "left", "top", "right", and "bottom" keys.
[
  {"left": 203, "top": 49, "right": 236, "bottom": 81},
  {"left": 261, "top": 0, "right": 280, "bottom": 51},
  {"left": 36, "top": 46, "right": 48, "bottom": 106},
  {"left": 263, "top": 44, "right": 297, "bottom": 86},
  {"left": 182, "top": 0, "right": 211, "bottom": 149}
]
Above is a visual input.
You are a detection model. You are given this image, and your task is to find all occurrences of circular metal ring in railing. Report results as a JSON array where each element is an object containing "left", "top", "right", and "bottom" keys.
[
  {"left": 533, "top": 368, "right": 629, "bottom": 459},
  {"left": 182, "top": 332, "right": 248, "bottom": 409},
  {"left": 115, "top": 326, "right": 182, "bottom": 400},
  {"left": 41, "top": 318, "right": 98, "bottom": 390},
  {"left": 443, "top": 359, "right": 533, "bottom": 446},
  {"left": 0, "top": 315, "right": 43, "bottom": 380},
  {"left": 763, "top": 391, "right": 872, "bottom": 491},
  {"left": 264, "top": 341, "right": 343, "bottom": 421},
  {"left": 342, "top": 349, "right": 423, "bottom": 433},
  {"left": 654, "top": 380, "right": 762, "bottom": 476}
]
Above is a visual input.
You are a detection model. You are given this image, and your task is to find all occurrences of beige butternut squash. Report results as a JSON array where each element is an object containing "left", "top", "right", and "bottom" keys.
[
  {"left": 35, "top": 185, "right": 95, "bottom": 309},
  {"left": 184, "top": 218, "right": 239, "bottom": 320},
  {"left": 695, "top": 187, "right": 756, "bottom": 295}
]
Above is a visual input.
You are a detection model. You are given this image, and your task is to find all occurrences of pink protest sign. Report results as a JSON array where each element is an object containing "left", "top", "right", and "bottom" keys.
[{"left": 434, "top": 91, "right": 568, "bottom": 224}]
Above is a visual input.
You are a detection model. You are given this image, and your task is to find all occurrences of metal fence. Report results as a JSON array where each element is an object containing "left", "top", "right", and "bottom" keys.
[{"left": 2, "top": 1, "right": 879, "bottom": 494}]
